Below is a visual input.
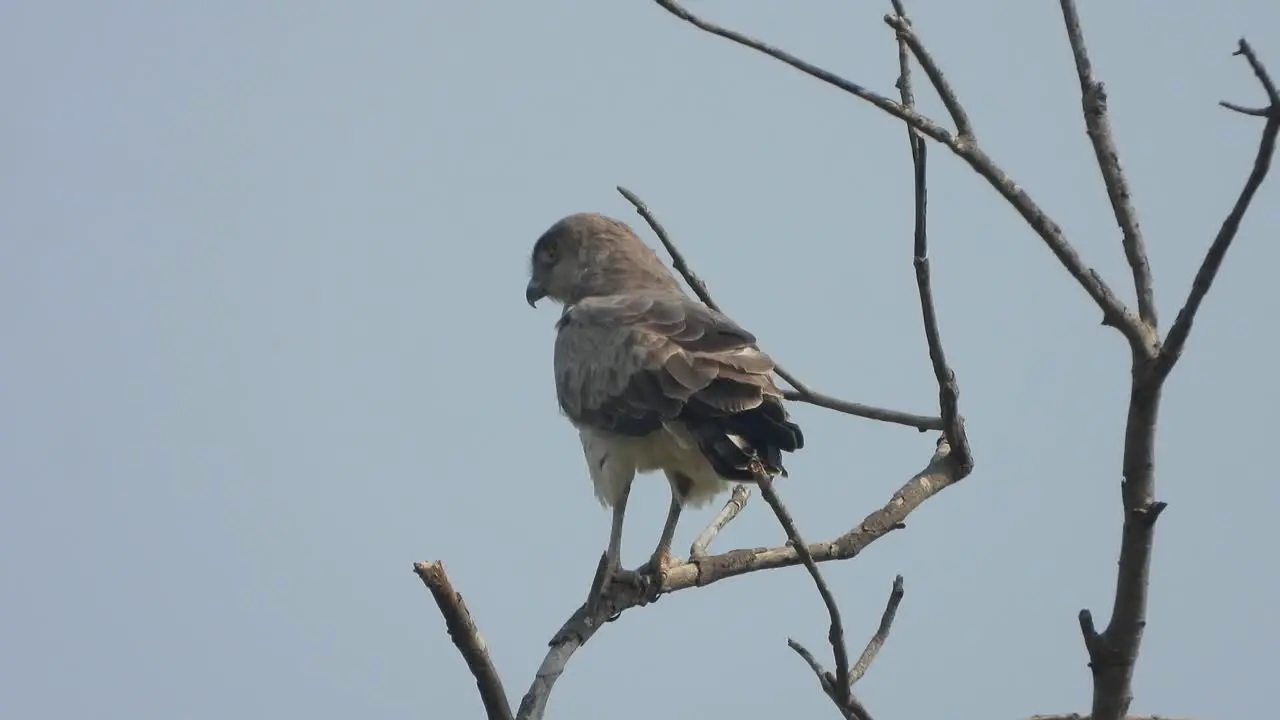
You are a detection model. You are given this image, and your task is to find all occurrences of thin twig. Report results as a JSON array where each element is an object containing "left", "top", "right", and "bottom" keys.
[
  {"left": 786, "top": 640, "right": 859, "bottom": 720},
  {"left": 690, "top": 483, "right": 751, "bottom": 558},
  {"left": 782, "top": 388, "right": 943, "bottom": 431},
  {"left": 1235, "top": 38, "right": 1280, "bottom": 102},
  {"left": 1220, "top": 101, "right": 1272, "bottom": 117},
  {"left": 414, "top": 562, "right": 514, "bottom": 720},
  {"left": 616, "top": 186, "right": 720, "bottom": 313},
  {"left": 1058, "top": 0, "right": 1156, "bottom": 330},
  {"left": 753, "top": 475, "right": 852, "bottom": 704},
  {"left": 888, "top": 0, "right": 974, "bottom": 475},
  {"left": 1155, "top": 40, "right": 1280, "bottom": 381},
  {"left": 651, "top": 0, "right": 1155, "bottom": 354},
  {"left": 652, "top": 1, "right": 953, "bottom": 144},
  {"left": 849, "top": 575, "right": 905, "bottom": 685},
  {"left": 617, "top": 184, "right": 943, "bottom": 432},
  {"left": 882, "top": 13, "right": 972, "bottom": 140}
]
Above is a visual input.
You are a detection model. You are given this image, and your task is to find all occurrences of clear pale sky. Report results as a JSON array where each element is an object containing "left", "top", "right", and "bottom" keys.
[{"left": 2, "top": 1, "right": 1277, "bottom": 718}]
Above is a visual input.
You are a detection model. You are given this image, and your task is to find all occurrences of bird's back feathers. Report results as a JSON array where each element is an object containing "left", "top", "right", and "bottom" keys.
[{"left": 554, "top": 292, "right": 803, "bottom": 481}]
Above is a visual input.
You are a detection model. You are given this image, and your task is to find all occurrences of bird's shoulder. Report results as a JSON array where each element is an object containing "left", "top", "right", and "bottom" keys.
[{"left": 556, "top": 292, "right": 757, "bottom": 353}]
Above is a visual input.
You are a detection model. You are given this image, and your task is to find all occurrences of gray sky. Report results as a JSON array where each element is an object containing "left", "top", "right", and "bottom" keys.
[{"left": 3, "top": 1, "right": 1277, "bottom": 718}]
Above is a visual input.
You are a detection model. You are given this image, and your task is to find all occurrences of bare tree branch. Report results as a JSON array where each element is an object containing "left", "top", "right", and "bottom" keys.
[
  {"left": 849, "top": 575, "right": 906, "bottom": 685},
  {"left": 1155, "top": 40, "right": 1280, "bottom": 382},
  {"left": 646, "top": 4, "right": 1274, "bottom": 720},
  {"left": 1220, "top": 101, "right": 1271, "bottom": 116},
  {"left": 690, "top": 483, "right": 751, "bottom": 558},
  {"left": 424, "top": 437, "right": 962, "bottom": 720},
  {"left": 616, "top": 185, "right": 943, "bottom": 433},
  {"left": 754, "top": 476, "right": 853, "bottom": 704},
  {"left": 888, "top": 1, "right": 973, "bottom": 475},
  {"left": 1235, "top": 38, "right": 1280, "bottom": 100},
  {"left": 884, "top": 9, "right": 971, "bottom": 141},
  {"left": 781, "top": 388, "right": 943, "bottom": 431},
  {"left": 1058, "top": 0, "right": 1157, "bottom": 329},
  {"left": 414, "top": 562, "right": 513, "bottom": 720},
  {"left": 423, "top": 5, "right": 1273, "bottom": 718},
  {"left": 786, "top": 640, "right": 861, "bottom": 720},
  {"left": 653, "top": 0, "right": 1157, "bottom": 355},
  {"left": 787, "top": 637, "right": 876, "bottom": 720},
  {"left": 1074, "top": 39, "right": 1276, "bottom": 720}
]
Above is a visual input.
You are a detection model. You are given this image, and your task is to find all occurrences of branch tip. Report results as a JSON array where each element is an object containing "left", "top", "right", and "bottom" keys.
[
  {"left": 1156, "top": 42, "right": 1279, "bottom": 381},
  {"left": 848, "top": 573, "right": 907, "bottom": 685},
  {"left": 416, "top": 562, "right": 514, "bottom": 720}
]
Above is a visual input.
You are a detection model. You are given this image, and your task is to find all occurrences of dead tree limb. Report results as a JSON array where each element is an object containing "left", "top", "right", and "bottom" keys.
[
  {"left": 1155, "top": 40, "right": 1280, "bottom": 382},
  {"left": 424, "top": 427, "right": 962, "bottom": 720},
  {"left": 849, "top": 575, "right": 906, "bottom": 686},
  {"left": 651, "top": 1, "right": 1276, "bottom": 719},
  {"left": 420, "top": 1, "right": 1274, "bottom": 716},
  {"left": 652, "top": 0, "right": 1157, "bottom": 354},
  {"left": 1058, "top": 0, "right": 1156, "bottom": 328},
  {"left": 414, "top": 562, "right": 512, "bottom": 720}
]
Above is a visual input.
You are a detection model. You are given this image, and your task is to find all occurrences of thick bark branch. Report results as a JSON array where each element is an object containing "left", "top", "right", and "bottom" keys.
[
  {"left": 414, "top": 562, "right": 513, "bottom": 720},
  {"left": 1079, "top": 39, "right": 1277, "bottom": 720},
  {"left": 1078, "top": 372, "right": 1166, "bottom": 720}
]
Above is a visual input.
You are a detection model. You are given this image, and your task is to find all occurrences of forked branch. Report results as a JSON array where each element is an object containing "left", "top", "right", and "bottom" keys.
[
  {"left": 888, "top": 0, "right": 972, "bottom": 474},
  {"left": 652, "top": 0, "right": 1155, "bottom": 354},
  {"left": 619, "top": 181, "right": 969, "bottom": 717},
  {"left": 420, "top": 3, "right": 1273, "bottom": 719},
  {"left": 649, "top": 2, "right": 1275, "bottom": 720},
  {"left": 1155, "top": 39, "right": 1280, "bottom": 382}
]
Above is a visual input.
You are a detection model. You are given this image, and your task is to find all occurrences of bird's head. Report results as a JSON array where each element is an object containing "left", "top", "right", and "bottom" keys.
[{"left": 526, "top": 212, "right": 681, "bottom": 308}]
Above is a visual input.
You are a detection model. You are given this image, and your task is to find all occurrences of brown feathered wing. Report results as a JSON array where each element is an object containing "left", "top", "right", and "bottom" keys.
[{"left": 553, "top": 292, "right": 804, "bottom": 480}]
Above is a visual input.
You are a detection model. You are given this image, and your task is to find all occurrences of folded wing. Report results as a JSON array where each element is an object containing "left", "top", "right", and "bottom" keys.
[{"left": 554, "top": 292, "right": 804, "bottom": 480}]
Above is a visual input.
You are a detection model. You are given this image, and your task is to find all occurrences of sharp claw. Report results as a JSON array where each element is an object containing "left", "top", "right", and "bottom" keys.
[
  {"left": 633, "top": 550, "right": 679, "bottom": 601},
  {"left": 587, "top": 548, "right": 684, "bottom": 617}
]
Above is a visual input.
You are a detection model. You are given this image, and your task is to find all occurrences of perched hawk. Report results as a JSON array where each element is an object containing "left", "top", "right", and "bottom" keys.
[{"left": 525, "top": 212, "right": 804, "bottom": 591}]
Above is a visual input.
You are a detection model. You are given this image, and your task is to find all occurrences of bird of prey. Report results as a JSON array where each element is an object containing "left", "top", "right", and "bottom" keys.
[{"left": 525, "top": 212, "right": 804, "bottom": 595}]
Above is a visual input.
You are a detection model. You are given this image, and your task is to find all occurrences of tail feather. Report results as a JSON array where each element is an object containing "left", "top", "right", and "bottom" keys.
[{"left": 686, "top": 396, "right": 804, "bottom": 482}]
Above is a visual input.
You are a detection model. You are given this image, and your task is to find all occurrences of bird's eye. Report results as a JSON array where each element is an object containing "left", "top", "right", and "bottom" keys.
[{"left": 536, "top": 242, "right": 558, "bottom": 265}]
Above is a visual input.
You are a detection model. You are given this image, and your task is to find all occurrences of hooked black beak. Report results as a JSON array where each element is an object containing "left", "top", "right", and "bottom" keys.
[{"left": 525, "top": 278, "right": 546, "bottom": 307}]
